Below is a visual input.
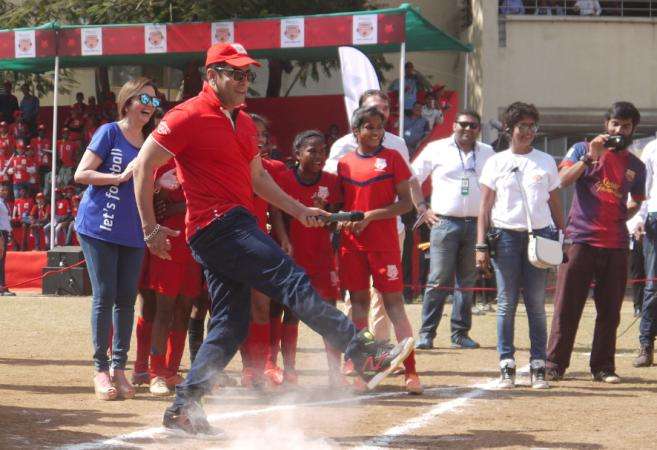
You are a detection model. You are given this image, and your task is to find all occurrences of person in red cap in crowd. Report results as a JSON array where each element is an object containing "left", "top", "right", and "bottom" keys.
[
  {"left": 133, "top": 42, "right": 413, "bottom": 434},
  {"left": 64, "top": 109, "right": 84, "bottom": 143},
  {"left": 9, "top": 110, "right": 29, "bottom": 143},
  {"left": 25, "top": 145, "right": 40, "bottom": 193},
  {"left": 31, "top": 124, "right": 52, "bottom": 179},
  {"left": 238, "top": 113, "right": 289, "bottom": 389},
  {"left": 57, "top": 127, "right": 80, "bottom": 186},
  {"left": 273, "top": 129, "right": 348, "bottom": 388},
  {"left": 12, "top": 185, "right": 34, "bottom": 251},
  {"left": 65, "top": 193, "right": 80, "bottom": 245},
  {"left": 336, "top": 106, "right": 423, "bottom": 394},
  {"left": 137, "top": 162, "right": 203, "bottom": 396},
  {"left": 30, "top": 192, "right": 49, "bottom": 250},
  {"left": 0, "top": 121, "right": 16, "bottom": 158},
  {"left": 8, "top": 139, "right": 31, "bottom": 200}
]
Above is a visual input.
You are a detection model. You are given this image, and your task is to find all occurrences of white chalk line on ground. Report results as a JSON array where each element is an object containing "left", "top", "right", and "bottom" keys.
[{"left": 60, "top": 385, "right": 460, "bottom": 450}]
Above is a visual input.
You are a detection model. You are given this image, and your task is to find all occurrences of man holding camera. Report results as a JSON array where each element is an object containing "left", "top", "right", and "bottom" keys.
[{"left": 546, "top": 102, "right": 646, "bottom": 384}]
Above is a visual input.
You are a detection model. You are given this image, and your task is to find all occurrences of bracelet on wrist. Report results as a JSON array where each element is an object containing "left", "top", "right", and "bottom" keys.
[
  {"left": 417, "top": 201, "right": 429, "bottom": 209},
  {"left": 475, "top": 243, "right": 489, "bottom": 252},
  {"left": 143, "top": 224, "right": 161, "bottom": 243}
]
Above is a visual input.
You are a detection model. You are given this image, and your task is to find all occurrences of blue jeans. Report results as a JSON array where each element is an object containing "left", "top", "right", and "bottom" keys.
[
  {"left": 173, "top": 207, "right": 359, "bottom": 407},
  {"left": 491, "top": 228, "right": 550, "bottom": 361},
  {"left": 640, "top": 213, "right": 657, "bottom": 346},
  {"left": 419, "top": 217, "right": 476, "bottom": 341},
  {"left": 79, "top": 233, "right": 145, "bottom": 372}
]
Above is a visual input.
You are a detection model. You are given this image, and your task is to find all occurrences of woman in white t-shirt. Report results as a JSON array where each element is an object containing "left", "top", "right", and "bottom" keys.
[{"left": 476, "top": 102, "right": 565, "bottom": 390}]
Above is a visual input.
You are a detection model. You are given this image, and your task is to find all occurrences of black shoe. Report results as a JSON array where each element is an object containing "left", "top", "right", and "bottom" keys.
[
  {"left": 415, "top": 336, "right": 433, "bottom": 350},
  {"left": 350, "top": 329, "right": 414, "bottom": 390},
  {"left": 451, "top": 335, "right": 480, "bottom": 349},
  {"left": 592, "top": 370, "right": 621, "bottom": 384},
  {"left": 633, "top": 344, "right": 654, "bottom": 368},
  {"left": 545, "top": 368, "right": 563, "bottom": 381},
  {"left": 163, "top": 401, "right": 221, "bottom": 436}
]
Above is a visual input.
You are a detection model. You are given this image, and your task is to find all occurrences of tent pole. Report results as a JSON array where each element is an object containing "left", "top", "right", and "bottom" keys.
[
  {"left": 49, "top": 55, "right": 59, "bottom": 250},
  {"left": 398, "top": 41, "right": 406, "bottom": 139},
  {"left": 463, "top": 52, "right": 469, "bottom": 110}
]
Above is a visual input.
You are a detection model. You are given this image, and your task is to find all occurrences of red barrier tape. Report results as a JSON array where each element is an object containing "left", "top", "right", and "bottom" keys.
[{"left": 7, "top": 259, "right": 86, "bottom": 290}]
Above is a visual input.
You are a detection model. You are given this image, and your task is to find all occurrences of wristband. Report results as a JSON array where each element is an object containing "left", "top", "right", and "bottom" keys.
[
  {"left": 143, "top": 224, "right": 161, "bottom": 243},
  {"left": 417, "top": 201, "right": 429, "bottom": 210},
  {"left": 475, "top": 243, "right": 489, "bottom": 252},
  {"left": 579, "top": 153, "right": 593, "bottom": 167}
]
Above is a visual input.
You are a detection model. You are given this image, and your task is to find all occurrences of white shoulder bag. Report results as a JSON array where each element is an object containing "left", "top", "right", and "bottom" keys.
[{"left": 512, "top": 168, "right": 563, "bottom": 269}]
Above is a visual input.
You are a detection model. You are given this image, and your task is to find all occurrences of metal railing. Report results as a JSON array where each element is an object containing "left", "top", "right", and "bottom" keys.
[{"left": 499, "top": 1, "right": 657, "bottom": 17}]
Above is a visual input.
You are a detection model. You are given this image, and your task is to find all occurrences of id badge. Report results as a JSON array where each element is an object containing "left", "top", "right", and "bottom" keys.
[{"left": 461, "top": 177, "right": 470, "bottom": 196}]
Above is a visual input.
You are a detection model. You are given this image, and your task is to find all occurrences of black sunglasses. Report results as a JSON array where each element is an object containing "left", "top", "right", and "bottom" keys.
[
  {"left": 456, "top": 121, "right": 480, "bottom": 130},
  {"left": 216, "top": 68, "right": 257, "bottom": 83},
  {"left": 137, "top": 94, "right": 161, "bottom": 108}
]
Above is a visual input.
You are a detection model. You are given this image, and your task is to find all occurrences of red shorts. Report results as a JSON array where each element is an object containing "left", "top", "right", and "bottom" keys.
[
  {"left": 148, "top": 256, "right": 202, "bottom": 299},
  {"left": 338, "top": 248, "right": 403, "bottom": 294},
  {"left": 308, "top": 268, "right": 340, "bottom": 301}
]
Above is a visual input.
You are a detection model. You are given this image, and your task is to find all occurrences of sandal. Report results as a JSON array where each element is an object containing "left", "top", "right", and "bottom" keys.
[
  {"left": 110, "top": 368, "right": 136, "bottom": 399},
  {"left": 94, "top": 371, "right": 118, "bottom": 400}
]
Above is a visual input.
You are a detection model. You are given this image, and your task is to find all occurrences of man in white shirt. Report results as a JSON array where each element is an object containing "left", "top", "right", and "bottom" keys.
[
  {"left": 326, "top": 89, "right": 418, "bottom": 342},
  {"left": 411, "top": 111, "right": 494, "bottom": 349},
  {"left": 574, "top": 0, "right": 602, "bottom": 16}
]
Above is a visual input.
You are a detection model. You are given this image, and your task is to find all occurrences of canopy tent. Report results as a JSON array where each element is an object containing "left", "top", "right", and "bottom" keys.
[{"left": 0, "top": 3, "right": 471, "bottom": 248}]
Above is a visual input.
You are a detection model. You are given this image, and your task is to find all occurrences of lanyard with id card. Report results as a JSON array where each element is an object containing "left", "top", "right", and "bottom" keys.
[{"left": 457, "top": 144, "right": 476, "bottom": 196}]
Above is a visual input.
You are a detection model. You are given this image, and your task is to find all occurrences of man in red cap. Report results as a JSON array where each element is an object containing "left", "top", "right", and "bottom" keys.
[{"left": 133, "top": 42, "right": 414, "bottom": 435}]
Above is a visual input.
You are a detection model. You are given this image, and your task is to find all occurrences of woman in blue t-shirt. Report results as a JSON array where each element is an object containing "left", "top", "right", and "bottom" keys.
[{"left": 74, "top": 77, "right": 160, "bottom": 400}]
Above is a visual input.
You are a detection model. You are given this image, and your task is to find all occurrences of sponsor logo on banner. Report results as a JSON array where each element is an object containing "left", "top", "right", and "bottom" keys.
[
  {"left": 374, "top": 158, "right": 387, "bottom": 171},
  {"left": 386, "top": 264, "right": 399, "bottom": 281},
  {"left": 352, "top": 15, "right": 377, "bottom": 45},
  {"left": 211, "top": 22, "right": 234, "bottom": 45},
  {"left": 145, "top": 24, "right": 167, "bottom": 53},
  {"left": 280, "top": 18, "right": 304, "bottom": 48},
  {"left": 81, "top": 28, "right": 103, "bottom": 56},
  {"left": 15, "top": 30, "right": 36, "bottom": 58}
]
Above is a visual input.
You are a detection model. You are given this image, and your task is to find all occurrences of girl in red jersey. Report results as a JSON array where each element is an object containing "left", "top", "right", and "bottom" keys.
[
  {"left": 274, "top": 130, "right": 348, "bottom": 387},
  {"left": 142, "top": 161, "right": 202, "bottom": 396},
  {"left": 337, "top": 106, "right": 423, "bottom": 394}
]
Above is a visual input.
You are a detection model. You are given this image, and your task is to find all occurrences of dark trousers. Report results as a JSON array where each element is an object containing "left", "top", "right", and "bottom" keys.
[
  {"left": 173, "top": 207, "right": 359, "bottom": 407},
  {"left": 630, "top": 236, "right": 645, "bottom": 311},
  {"left": 547, "top": 243, "right": 628, "bottom": 374}
]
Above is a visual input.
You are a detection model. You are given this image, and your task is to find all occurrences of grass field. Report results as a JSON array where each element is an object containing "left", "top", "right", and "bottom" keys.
[{"left": 0, "top": 294, "right": 654, "bottom": 449}]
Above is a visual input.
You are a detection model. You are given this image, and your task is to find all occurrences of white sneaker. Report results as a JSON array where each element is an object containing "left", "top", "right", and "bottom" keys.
[
  {"left": 498, "top": 359, "right": 516, "bottom": 389},
  {"left": 530, "top": 360, "right": 550, "bottom": 389},
  {"left": 150, "top": 376, "right": 171, "bottom": 396}
]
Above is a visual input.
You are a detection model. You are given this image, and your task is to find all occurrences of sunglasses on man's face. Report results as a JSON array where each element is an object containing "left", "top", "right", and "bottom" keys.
[
  {"left": 137, "top": 94, "right": 161, "bottom": 108},
  {"left": 456, "top": 121, "right": 480, "bottom": 130},
  {"left": 217, "top": 68, "right": 257, "bottom": 83}
]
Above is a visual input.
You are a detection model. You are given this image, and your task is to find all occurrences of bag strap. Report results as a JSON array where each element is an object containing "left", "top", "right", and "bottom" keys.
[{"left": 511, "top": 167, "right": 534, "bottom": 234}]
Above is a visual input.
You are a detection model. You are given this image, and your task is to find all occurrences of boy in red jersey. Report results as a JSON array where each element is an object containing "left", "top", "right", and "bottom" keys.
[
  {"left": 30, "top": 192, "right": 49, "bottom": 250},
  {"left": 57, "top": 128, "right": 80, "bottom": 186},
  {"left": 275, "top": 130, "right": 346, "bottom": 387},
  {"left": 337, "top": 106, "right": 423, "bottom": 394},
  {"left": 9, "top": 140, "right": 31, "bottom": 199},
  {"left": 12, "top": 186, "right": 34, "bottom": 251}
]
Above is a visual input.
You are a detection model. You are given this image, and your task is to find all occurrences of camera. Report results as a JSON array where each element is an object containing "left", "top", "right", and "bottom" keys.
[{"left": 605, "top": 134, "right": 631, "bottom": 151}]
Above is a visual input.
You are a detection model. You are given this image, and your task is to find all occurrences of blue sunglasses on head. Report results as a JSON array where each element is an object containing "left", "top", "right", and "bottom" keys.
[{"left": 137, "top": 93, "right": 161, "bottom": 108}]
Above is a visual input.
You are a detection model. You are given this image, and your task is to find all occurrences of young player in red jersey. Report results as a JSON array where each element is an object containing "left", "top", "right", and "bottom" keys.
[
  {"left": 29, "top": 192, "right": 49, "bottom": 250},
  {"left": 0, "top": 121, "right": 15, "bottom": 158},
  {"left": 337, "top": 106, "right": 423, "bottom": 394},
  {"left": 239, "top": 113, "right": 289, "bottom": 389},
  {"left": 9, "top": 140, "right": 30, "bottom": 199},
  {"left": 12, "top": 186, "right": 34, "bottom": 251},
  {"left": 274, "top": 130, "right": 347, "bottom": 387},
  {"left": 30, "top": 124, "right": 52, "bottom": 180},
  {"left": 57, "top": 128, "right": 80, "bottom": 168}
]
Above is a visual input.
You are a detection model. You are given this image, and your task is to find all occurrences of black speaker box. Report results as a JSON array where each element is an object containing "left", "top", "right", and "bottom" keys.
[
  {"left": 47, "top": 246, "right": 86, "bottom": 268},
  {"left": 42, "top": 266, "right": 92, "bottom": 296}
]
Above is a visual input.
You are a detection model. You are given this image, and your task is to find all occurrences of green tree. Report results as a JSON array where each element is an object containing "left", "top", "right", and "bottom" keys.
[{"left": 1, "top": 0, "right": 391, "bottom": 97}]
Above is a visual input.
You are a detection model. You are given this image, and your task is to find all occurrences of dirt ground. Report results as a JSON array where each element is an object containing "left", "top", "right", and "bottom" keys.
[{"left": 1, "top": 294, "right": 656, "bottom": 450}]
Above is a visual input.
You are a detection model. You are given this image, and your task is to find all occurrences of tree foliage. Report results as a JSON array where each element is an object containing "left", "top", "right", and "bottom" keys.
[{"left": 1, "top": 0, "right": 392, "bottom": 97}]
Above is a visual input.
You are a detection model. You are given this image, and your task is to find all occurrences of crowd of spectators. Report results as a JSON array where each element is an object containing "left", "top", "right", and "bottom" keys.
[
  {"left": 0, "top": 82, "right": 139, "bottom": 251},
  {"left": 500, "top": 1, "right": 656, "bottom": 16}
]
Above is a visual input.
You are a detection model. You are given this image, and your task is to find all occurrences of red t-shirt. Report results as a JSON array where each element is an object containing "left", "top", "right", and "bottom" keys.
[
  {"left": 253, "top": 158, "right": 287, "bottom": 231},
  {"left": 30, "top": 137, "right": 52, "bottom": 167},
  {"left": 13, "top": 198, "right": 34, "bottom": 219},
  {"left": 154, "top": 161, "right": 194, "bottom": 264},
  {"left": 55, "top": 198, "right": 71, "bottom": 219},
  {"left": 0, "top": 134, "right": 15, "bottom": 158},
  {"left": 151, "top": 82, "right": 259, "bottom": 240},
  {"left": 11, "top": 154, "right": 29, "bottom": 183},
  {"left": 58, "top": 140, "right": 79, "bottom": 168},
  {"left": 337, "top": 147, "right": 411, "bottom": 252},
  {"left": 278, "top": 169, "right": 340, "bottom": 272},
  {"left": 31, "top": 203, "right": 50, "bottom": 221}
]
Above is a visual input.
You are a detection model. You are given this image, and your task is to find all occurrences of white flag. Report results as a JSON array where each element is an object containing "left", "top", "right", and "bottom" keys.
[{"left": 339, "top": 46, "right": 380, "bottom": 124}]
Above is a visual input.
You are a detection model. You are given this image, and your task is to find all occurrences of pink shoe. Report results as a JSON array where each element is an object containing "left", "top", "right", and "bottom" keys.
[
  {"left": 94, "top": 371, "right": 118, "bottom": 401},
  {"left": 264, "top": 366, "right": 284, "bottom": 386},
  {"left": 342, "top": 360, "right": 356, "bottom": 377},
  {"left": 111, "top": 368, "right": 135, "bottom": 399}
]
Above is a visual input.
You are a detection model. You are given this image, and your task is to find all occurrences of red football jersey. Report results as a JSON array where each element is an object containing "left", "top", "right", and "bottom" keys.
[
  {"left": 31, "top": 203, "right": 50, "bottom": 221},
  {"left": 58, "top": 140, "right": 79, "bottom": 168},
  {"left": 253, "top": 158, "right": 287, "bottom": 231},
  {"left": 11, "top": 154, "right": 29, "bottom": 183},
  {"left": 26, "top": 156, "right": 39, "bottom": 185},
  {"left": 30, "top": 137, "right": 52, "bottom": 167},
  {"left": 0, "top": 134, "right": 15, "bottom": 158},
  {"left": 13, "top": 198, "right": 34, "bottom": 219},
  {"left": 277, "top": 168, "right": 340, "bottom": 272},
  {"left": 337, "top": 147, "right": 411, "bottom": 252},
  {"left": 55, "top": 198, "right": 71, "bottom": 219}
]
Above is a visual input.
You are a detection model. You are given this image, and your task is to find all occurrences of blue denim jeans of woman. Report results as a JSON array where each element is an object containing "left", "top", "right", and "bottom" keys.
[
  {"left": 491, "top": 227, "right": 552, "bottom": 362},
  {"left": 79, "top": 233, "right": 145, "bottom": 372}
]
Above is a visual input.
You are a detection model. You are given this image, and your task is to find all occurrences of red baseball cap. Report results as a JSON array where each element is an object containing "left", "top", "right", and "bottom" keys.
[
  {"left": 36, "top": 192, "right": 44, "bottom": 199},
  {"left": 37, "top": 124, "right": 45, "bottom": 130},
  {"left": 205, "top": 43, "right": 261, "bottom": 68}
]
